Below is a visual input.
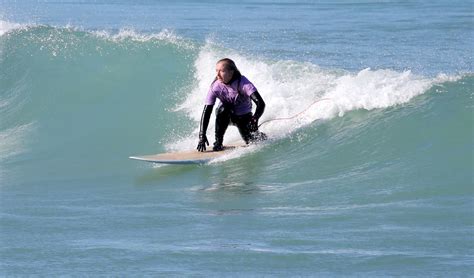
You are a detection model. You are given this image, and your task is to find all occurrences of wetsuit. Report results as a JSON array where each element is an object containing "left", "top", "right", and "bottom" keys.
[{"left": 197, "top": 75, "right": 266, "bottom": 151}]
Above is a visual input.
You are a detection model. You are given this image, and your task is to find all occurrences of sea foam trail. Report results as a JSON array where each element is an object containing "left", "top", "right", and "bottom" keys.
[
  {"left": 172, "top": 43, "right": 461, "bottom": 151},
  {"left": 0, "top": 122, "right": 35, "bottom": 161},
  {"left": 0, "top": 122, "right": 35, "bottom": 185}
]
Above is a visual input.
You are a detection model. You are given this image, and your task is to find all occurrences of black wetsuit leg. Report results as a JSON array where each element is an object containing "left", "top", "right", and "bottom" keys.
[
  {"left": 215, "top": 104, "right": 232, "bottom": 145},
  {"left": 231, "top": 113, "right": 253, "bottom": 144},
  {"left": 233, "top": 113, "right": 268, "bottom": 143},
  {"left": 217, "top": 108, "right": 268, "bottom": 146}
]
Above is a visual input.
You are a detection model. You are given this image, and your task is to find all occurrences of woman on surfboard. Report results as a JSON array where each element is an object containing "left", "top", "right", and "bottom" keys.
[{"left": 197, "top": 58, "right": 267, "bottom": 152}]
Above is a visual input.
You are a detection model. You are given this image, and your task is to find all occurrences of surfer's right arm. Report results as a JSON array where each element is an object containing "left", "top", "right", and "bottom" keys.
[{"left": 197, "top": 104, "right": 213, "bottom": 152}]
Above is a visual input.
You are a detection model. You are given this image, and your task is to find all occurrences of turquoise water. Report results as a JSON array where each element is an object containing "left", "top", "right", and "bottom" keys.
[{"left": 1, "top": 1, "right": 473, "bottom": 276}]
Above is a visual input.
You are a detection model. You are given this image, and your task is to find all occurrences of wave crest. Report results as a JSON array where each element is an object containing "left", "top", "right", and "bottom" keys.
[{"left": 0, "top": 20, "right": 29, "bottom": 36}]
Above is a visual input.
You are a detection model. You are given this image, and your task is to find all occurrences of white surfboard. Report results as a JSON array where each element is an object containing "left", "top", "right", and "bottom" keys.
[{"left": 129, "top": 144, "right": 247, "bottom": 164}]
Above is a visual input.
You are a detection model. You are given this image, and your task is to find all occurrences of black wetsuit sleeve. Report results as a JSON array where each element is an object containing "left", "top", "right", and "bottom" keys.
[
  {"left": 199, "top": 105, "right": 213, "bottom": 137},
  {"left": 250, "top": 91, "right": 265, "bottom": 120}
]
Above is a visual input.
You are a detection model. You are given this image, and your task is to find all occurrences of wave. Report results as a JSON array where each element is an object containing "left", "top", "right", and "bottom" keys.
[{"left": 0, "top": 22, "right": 469, "bottom": 162}]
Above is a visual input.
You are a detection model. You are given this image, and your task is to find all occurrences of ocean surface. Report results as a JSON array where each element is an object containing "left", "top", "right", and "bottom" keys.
[{"left": 1, "top": 0, "right": 473, "bottom": 276}]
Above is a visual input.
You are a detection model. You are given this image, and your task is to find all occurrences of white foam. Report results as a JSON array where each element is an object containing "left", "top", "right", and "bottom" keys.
[
  {"left": 0, "top": 20, "right": 28, "bottom": 36},
  {"left": 208, "top": 143, "right": 260, "bottom": 164},
  {"left": 321, "top": 68, "right": 434, "bottom": 117}
]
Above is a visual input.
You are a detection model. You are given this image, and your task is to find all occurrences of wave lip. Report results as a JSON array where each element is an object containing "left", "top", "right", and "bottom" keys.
[
  {"left": 0, "top": 20, "right": 196, "bottom": 52},
  {"left": 0, "top": 20, "right": 29, "bottom": 36},
  {"left": 90, "top": 28, "right": 196, "bottom": 49},
  {"left": 325, "top": 68, "right": 464, "bottom": 113}
]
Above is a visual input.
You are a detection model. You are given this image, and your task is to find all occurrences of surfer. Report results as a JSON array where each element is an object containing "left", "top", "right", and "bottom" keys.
[{"left": 197, "top": 58, "right": 267, "bottom": 152}]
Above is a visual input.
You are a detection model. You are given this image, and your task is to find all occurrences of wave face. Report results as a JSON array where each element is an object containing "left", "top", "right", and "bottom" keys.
[
  {"left": 1, "top": 22, "right": 473, "bottom": 276},
  {"left": 0, "top": 25, "right": 197, "bottom": 179}
]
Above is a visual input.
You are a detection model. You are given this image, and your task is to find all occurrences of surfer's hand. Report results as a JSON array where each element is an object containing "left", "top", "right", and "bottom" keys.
[
  {"left": 249, "top": 116, "right": 258, "bottom": 132},
  {"left": 197, "top": 134, "right": 209, "bottom": 152}
]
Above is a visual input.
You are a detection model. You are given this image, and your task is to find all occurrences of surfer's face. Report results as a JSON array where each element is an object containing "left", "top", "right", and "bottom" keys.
[{"left": 216, "top": 62, "right": 234, "bottom": 84}]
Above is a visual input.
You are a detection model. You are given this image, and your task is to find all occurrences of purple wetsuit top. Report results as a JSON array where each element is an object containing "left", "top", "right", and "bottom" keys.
[{"left": 204, "top": 75, "right": 257, "bottom": 116}]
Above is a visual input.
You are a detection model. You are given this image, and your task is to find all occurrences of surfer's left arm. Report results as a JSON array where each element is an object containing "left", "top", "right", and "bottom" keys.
[{"left": 249, "top": 91, "right": 265, "bottom": 131}]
